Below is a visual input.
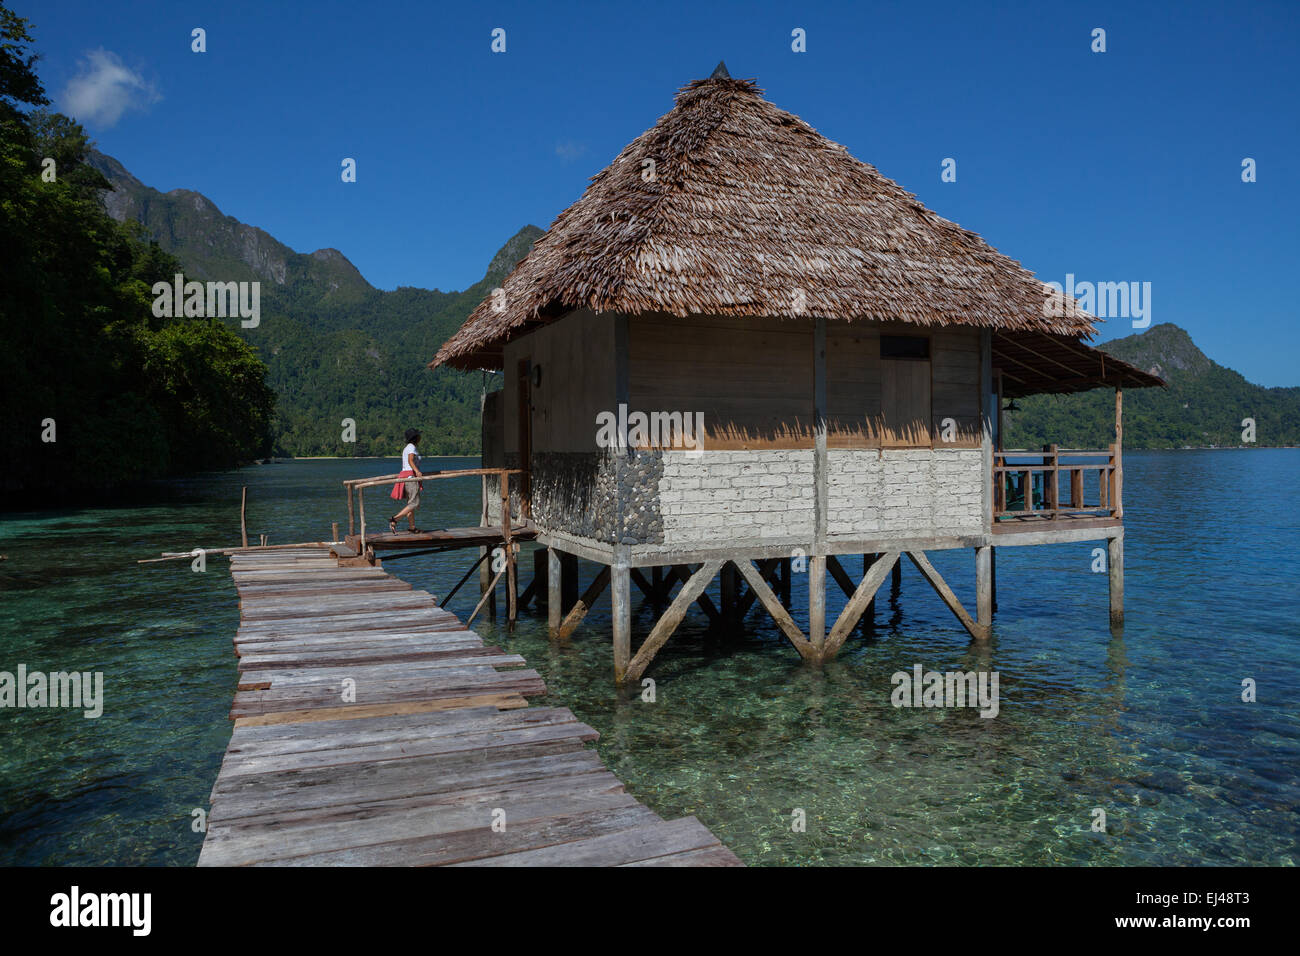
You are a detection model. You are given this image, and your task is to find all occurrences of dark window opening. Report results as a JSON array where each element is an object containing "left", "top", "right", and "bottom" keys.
[{"left": 881, "top": 335, "right": 930, "bottom": 360}]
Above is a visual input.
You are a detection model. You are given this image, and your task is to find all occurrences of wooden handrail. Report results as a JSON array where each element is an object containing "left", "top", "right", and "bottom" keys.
[
  {"left": 345, "top": 468, "right": 522, "bottom": 490},
  {"left": 992, "top": 446, "right": 1118, "bottom": 520},
  {"left": 345, "top": 465, "right": 524, "bottom": 625}
]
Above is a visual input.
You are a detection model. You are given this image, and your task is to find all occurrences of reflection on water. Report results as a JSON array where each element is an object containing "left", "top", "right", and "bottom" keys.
[{"left": 0, "top": 451, "right": 1296, "bottom": 865}]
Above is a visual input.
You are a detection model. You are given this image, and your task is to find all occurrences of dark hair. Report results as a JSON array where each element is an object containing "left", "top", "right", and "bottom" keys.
[{"left": 404, "top": 428, "right": 421, "bottom": 444}]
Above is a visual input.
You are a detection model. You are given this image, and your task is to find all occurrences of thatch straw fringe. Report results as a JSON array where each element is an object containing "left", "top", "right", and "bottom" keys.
[{"left": 434, "top": 76, "right": 1098, "bottom": 370}]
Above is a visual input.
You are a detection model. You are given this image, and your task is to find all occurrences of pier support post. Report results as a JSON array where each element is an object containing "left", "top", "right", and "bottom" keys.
[
  {"left": 611, "top": 562, "right": 632, "bottom": 682},
  {"left": 809, "top": 555, "right": 826, "bottom": 652},
  {"left": 991, "top": 546, "right": 997, "bottom": 613},
  {"left": 1108, "top": 533, "right": 1124, "bottom": 631},
  {"left": 547, "top": 547, "right": 562, "bottom": 634},
  {"left": 891, "top": 558, "right": 903, "bottom": 594},
  {"left": 560, "top": 552, "right": 579, "bottom": 615},
  {"left": 479, "top": 545, "right": 496, "bottom": 622},
  {"left": 720, "top": 562, "right": 737, "bottom": 630},
  {"left": 864, "top": 552, "right": 878, "bottom": 623},
  {"left": 976, "top": 545, "right": 993, "bottom": 636}
]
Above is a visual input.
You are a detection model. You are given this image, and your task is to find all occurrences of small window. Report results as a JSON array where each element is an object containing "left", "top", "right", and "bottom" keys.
[{"left": 881, "top": 335, "right": 930, "bottom": 360}]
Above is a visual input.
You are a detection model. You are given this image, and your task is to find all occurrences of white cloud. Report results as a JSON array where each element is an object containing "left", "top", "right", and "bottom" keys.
[
  {"left": 61, "top": 49, "right": 160, "bottom": 127},
  {"left": 555, "top": 141, "right": 587, "bottom": 163}
]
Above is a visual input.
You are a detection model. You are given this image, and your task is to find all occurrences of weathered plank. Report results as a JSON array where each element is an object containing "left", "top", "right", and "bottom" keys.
[{"left": 202, "top": 548, "right": 740, "bottom": 868}]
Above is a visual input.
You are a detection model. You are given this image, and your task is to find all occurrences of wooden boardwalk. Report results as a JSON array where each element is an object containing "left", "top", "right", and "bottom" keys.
[{"left": 198, "top": 547, "right": 740, "bottom": 867}]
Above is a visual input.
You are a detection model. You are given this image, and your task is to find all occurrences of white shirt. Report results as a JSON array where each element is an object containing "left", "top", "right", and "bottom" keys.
[{"left": 401, "top": 443, "right": 420, "bottom": 472}]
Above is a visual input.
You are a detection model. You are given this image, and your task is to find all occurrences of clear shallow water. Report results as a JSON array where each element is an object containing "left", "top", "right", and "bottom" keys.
[{"left": 1, "top": 452, "right": 1296, "bottom": 865}]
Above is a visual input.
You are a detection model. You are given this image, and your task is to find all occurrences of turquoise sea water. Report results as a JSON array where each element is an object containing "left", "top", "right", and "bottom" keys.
[{"left": 1, "top": 451, "right": 1296, "bottom": 865}]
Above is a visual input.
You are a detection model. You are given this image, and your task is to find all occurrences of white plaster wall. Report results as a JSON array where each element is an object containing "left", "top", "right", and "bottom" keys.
[
  {"left": 827, "top": 448, "right": 984, "bottom": 539},
  {"left": 658, "top": 450, "right": 816, "bottom": 547}
]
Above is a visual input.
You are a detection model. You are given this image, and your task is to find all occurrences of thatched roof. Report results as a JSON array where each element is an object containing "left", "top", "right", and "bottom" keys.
[
  {"left": 994, "top": 332, "right": 1166, "bottom": 398},
  {"left": 433, "top": 72, "right": 1103, "bottom": 371}
]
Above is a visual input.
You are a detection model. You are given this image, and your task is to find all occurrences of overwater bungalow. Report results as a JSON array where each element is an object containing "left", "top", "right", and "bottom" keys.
[{"left": 431, "top": 63, "right": 1164, "bottom": 682}]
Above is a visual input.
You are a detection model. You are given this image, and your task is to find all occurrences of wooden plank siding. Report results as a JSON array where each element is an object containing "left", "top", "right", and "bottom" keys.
[
  {"left": 629, "top": 314, "right": 815, "bottom": 449},
  {"left": 500, "top": 313, "right": 984, "bottom": 453},
  {"left": 199, "top": 548, "right": 740, "bottom": 867}
]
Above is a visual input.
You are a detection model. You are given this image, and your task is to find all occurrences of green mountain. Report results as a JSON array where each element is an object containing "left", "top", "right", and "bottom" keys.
[
  {"left": 89, "top": 149, "right": 541, "bottom": 458},
  {"left": 89, "top": 154, "right": 1294, "bottom": 455},
  {"left": 1004, "top": 323, "right": 1300, "bottom": 449}
]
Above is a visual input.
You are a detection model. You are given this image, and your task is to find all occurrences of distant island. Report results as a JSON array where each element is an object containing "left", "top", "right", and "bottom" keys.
[{"left": 88, "top": 151, "right": 1300, "bottom": 458}]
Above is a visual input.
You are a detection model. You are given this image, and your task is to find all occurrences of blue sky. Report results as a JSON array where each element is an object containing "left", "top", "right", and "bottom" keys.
[{"left": 19, "top": 0, "right": 1300, "bottom": 385}]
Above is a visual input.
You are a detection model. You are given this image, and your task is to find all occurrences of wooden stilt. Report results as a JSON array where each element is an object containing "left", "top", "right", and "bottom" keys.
[
  {"left": 1108, "top": 534, "right": 1124, "bottom": 631},
  {"left": 780, "top": 557, "right": 791, "bottom": 605},
  {"left": 975, "top": 545, "right": 992, "bottom": 635},
  {"left": 560, "top": 552, "right": 578, "bottom": 615},
  {"left": 240, "top": 486, "right": 249, "bottom": 549},
  {"left": 612, "top": 564, "right": 632, "bottom": 682},
  {"left": 733, "top": 559, "right": 816, "bottom": 661},
  {"left": 651, "top": 565, "right": 663, "bottom": 601},
  {"left": 556, "top": 566, "right": 611, "bottom": 640},
  {"left": 824, "top": 551, "right": 900, "bottom": 658},
  {"left": 808, "top": 555, "right": 826, "bottom": 649},
  {"left": 625, "top": 561, "right": 723, "bottom": 682},
  {"left": 547, "top": 547, "right": 561, "bottom": 634},
  {"left": 905, "top": 550, "right": 987, "bottom": 641},
  {"left": 479, "top": 545, "right": 496, "bottom": 622},
  {"left": 864, "top": 552, "right": 878, "bottom": 621},
  {"left": 467, "top": 569, "right": 504, "bottom": 627},
  {"left": 516, "top": 547, "right": 546, "bottom": 607},
  {"left": 720, "top": 562, "right": 737, "bottom": 630},
  {"left": 990, "top": 546, "right": 997, "bottom": 613},
  {"left": 891, "top": 558, "right": 902, "bottom": 593},
  {"left": 734, "top": 558, "right": 779, "bottom": 619},
  {"left": 501, "top": 481, "right": 516, "bottom": 626},
  {"left": 667, "top": 565, "right": 722, "bottom": 626}
]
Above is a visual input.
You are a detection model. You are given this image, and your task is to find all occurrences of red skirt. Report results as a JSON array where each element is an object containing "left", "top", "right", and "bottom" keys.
[{"left": 390, "top": 470, "right": 423, "bottom": 500}]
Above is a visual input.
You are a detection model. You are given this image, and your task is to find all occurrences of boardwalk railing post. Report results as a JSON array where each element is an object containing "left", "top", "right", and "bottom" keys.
[
  {"left": 501, "top": 469, "right": 516, "bottom": 625},
  {"left": 359, "top": 486, "right": 366, "bottom": 556},
  {"left": 240, "top": 486, "right": 249, "bottom": 549}
]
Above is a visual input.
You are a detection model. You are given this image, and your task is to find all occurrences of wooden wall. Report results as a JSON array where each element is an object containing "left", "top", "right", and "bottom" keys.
[
  {"left": 501, "top": 314, "right": 986, "bottom": 454},
  {"left": 827, "top": 320, "right": 981, "bottom": 449},
  {"left": 501, "top": 308, "right": 615, "bottom": 454},
  {"left": 629, "top": 314, "right": 815, "bottom": 449}
]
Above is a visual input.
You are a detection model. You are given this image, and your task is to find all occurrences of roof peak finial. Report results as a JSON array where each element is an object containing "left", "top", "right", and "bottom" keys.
[{"left": 709, "top": 60, "right": 730, "bottom": 80}]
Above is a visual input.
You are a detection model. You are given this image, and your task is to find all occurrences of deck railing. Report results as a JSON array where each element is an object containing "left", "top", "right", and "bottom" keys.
[
  {"left": 342, "top": 467, "right": 525, "bottom": 616},
  {"left": 343, "top": 467, "right": 524, "bottom": 546},
  {"left": 993, "top": 443, "right": 1122, "bottom": 521}
]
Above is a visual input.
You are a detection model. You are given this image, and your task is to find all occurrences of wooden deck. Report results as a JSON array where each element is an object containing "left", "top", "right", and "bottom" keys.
[
  {"left": 343, "top": 523, "right": 536, "bottom": 556},
  {"left": 198, "top": 547, "right": 740, "bottom": 867}
]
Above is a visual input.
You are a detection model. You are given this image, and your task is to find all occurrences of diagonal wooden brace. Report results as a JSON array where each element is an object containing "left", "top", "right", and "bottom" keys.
[
  {"left": 905, "top": 550, "right": 989, "bottom": 641},
  {"left": 625, "top": 560, "right": 723, "bottom": 682},
  {"left": 556, "top": 565, "right": 611, "bottom": 640},
  {"left": 733, "top": 559, "right": 818, "bottom": 662},
  {"left": 824, "top": 550, "right": 900, "bottom": 658}
]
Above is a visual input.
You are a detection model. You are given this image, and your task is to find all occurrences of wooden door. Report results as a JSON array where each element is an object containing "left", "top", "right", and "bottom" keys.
[{"left": 881, "top": 359, "right": 932, "bottom": 447}]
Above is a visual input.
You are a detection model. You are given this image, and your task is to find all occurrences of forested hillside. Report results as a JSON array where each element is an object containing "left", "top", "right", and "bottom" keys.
[
  {"left": 1004, "top": 324, "right": 1300, "bottom": 449},
  {"left": 0, "top": 4, "right": 274, "bottom": 493},
  {"left": 89, "top": 146, "right": 541, "bottom": 459}
]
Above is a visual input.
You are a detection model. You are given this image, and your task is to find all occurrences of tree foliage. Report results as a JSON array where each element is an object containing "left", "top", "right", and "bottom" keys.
[{"left": 0, "top": 3, "right": 274, "bottom": 492}]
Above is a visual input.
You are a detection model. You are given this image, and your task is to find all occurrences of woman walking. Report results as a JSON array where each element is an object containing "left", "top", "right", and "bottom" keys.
[{"left": 389, "top": 428, "right": 424, "bottom": 533}]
